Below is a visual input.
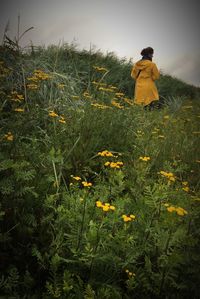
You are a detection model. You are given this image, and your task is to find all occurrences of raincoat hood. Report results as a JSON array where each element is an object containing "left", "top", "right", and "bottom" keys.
[{"left": 134, "top": 59, "right": 152, "bottom": 70}]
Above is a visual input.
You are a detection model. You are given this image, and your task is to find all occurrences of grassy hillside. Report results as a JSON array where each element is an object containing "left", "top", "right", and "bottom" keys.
[{"left": 0, "top": 39, "right": 200, "bottom": 298}]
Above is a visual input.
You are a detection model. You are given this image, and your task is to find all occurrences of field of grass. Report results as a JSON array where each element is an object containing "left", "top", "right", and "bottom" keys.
[{"left": 0, "top": 38, "right": 200, "bottom": 298}]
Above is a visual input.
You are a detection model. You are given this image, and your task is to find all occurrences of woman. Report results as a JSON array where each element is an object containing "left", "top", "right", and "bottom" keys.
[{"left": 131, "top": 47, "right": 160, "bottom": 109}]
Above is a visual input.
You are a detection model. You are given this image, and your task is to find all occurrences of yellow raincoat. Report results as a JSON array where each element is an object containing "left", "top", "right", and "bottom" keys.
[{"left": 131, "top": 60, "right": 160, "bottom": 106}]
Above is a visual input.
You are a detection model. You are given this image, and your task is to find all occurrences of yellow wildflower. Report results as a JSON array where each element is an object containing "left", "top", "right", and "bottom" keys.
[
  {"left": 122, "top": 214, "right": 135, "bottom": 222},
  {"left": 27, "top": 83, "right": 38, "bottom": 90},
  {"left": 139, "top": 156, "right": 150, "bottom": 162},
  {"left": 167, "top": 206, "right": 176, "bottom": 213},
  {"left": 176, "top": 207, "right": 188, "bottom": 216},
  {"left": 111, "top": 100, "right": 124, "bottom": 109},
  {"left": 102, "top": 205, "right": 110, "bottom": 212},
  {"left": 182, "top": 186, "right": 190, "bottom": 192},
  {"left": 109, "top": 205, "right": 116, "bottom": 211},
  {"left": 4, "top": 132, "right": 14, "bottom": 141},
  {"left": 96, "top": 201, "right": 103, "bottom": 208},
  {"left": 71, "top": 176, "right": 81, "bottom": 181},
  {"left": 49, "top": 111, "right": 58, "bottom": 117},
  {"left": 14, "top": 108, "right": 24, "bottom": 112},
  {"left": 115, "top": 92, "right": 125, "bottom": 97},
  {"left": 82, "top": 181, "right": 92, "bottom": 187},
  {"left": 104, "top": 161, "right": 111, "bottom": 166},
  {"left": 98, "top": 150, "right": 114, "bottom": 157}
]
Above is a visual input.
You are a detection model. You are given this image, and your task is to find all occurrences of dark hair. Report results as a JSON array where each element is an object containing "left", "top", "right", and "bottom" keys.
[{"left": 140, "top": 47, "right": 154, "bottom": 56}]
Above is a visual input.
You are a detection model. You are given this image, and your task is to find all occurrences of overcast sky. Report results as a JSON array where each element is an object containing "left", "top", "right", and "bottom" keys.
[{"left": 1, "top": 0, "right": 200, "bottom": 86}]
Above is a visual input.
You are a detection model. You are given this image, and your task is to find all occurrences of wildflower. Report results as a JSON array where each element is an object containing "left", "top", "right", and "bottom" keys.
[
  {"left": 33, "top": 69, "right": 51, "bottom": 80},
  {"left": 59, "top": 116, "right": 66, "bottom": 124},
  {"left": 96, "top": 201, "right": 115, "bottom": 212},
  {"left": 4, "top": 132, "right": 13, "bottom": 141},
  {"left": 82, "top": 181, "right": 92, "bottom": 187},
  {"left": 111, "top": 100, "right": 124, "bottom": 109},
  {"left": 14, "top": 108, "right": 24, "bottom": 112},
  {"left": 125, "top": 269, "right": 136, "bottom": 278},
  {"left": 163, "top": 115, "right": 170, "bottom": 119},
  {"left": 109, "top": 205, "right": 116, "bottom": 211},
  {"left": 123, "top": 98, "right": 134, "bottom": 105},
  {"left": 98, "top": 87, "right": 114, "bottom": 92},
  {"left": 16, "top": 94, "right": 24, "bottom": 100},
  {"left": 158, "top": 135, "right": 165, "bottom": 138},
  {"left": 27, "top": 83, "right": 38, "bottom": 90},
  {"left": 115, "top": 92, "right": 125, "bottom": 97},
  {"left": 98, "top": 150, "right": 114, "bottom": 157},
  {"left": 167, "top": 206, "right": 176, "bottom": 213},
  {"left": 105, "top": 161, "right": 123, "bottom": 169},
  {"left": 176, "top": 207, "right": 188, "bottom": 216},
  {"left": 139, "top": 156, "right": 150, "bottom": 162},
  {"left": 83, "top": 91, "right": 92, "bottom": 99},
  {"left": 159, "top": 171, "right": 176, "bottom": 182},
  {"left": 122, "top": 214, "right": 136, "bottom": 222},
  {"left": 102, "top": 205, "right": 110, "bottom": 212},
  {"left": 182, "top": 181, "right": 188, "bottom": 186},
  {"left": 91, "top": 103, "right": 110, "bottom": 109},
  {"left": 96, "top": 201, "right": 103, "bottom": 208},
  {"left": 49, "top": 111, "right": 58, "bottom": 117},
  {"left": 182, "top": 186, "right": 190, "bottom": 192},
  {"left": 71, "top": 176, "right": 81, "bottom": 181}
]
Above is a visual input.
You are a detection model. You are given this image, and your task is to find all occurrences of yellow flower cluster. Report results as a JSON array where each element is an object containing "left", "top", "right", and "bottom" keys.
[
  {"left": 48, "top": 111, "right": 66, "bottom": 124},
  {"left": 96, "top": 201, "right": 115, "bottom": 212},
  {"left": 111, "top": 100, "right": 124, "bottom": 109},
  {"left": 115, "top": 92, "right": 125, "bottom": 98},
  {"left": 91, "top": 103, "right": 110, "bottom": 109},
  {"left": 98, "top": 87, "right": 114, "bottom": 92},
  {"left": 122, "top": 214, "right": 136, "bottom": 222},
  {"left": 139, "top": 156, "right": 150, "bottom": 162},
  {"left": 4, "top": 132, "right": 13, "bottom": 141},
  {"left": 104, "top": 161, "right": 123, "bottom": 168},
  {"left": 58, "top": 116, "right": 66, "bottom": 124},
  {"left": 49, "top": 111, "right": 58, "bottom": 117},
  {"left": 26, "top": 83, "right": 38, "bottom": 90},
  {"left": 123, "top": 98, "right": 134, "bottom": 105},
  {"left": 159, "top": 170, "right": 176, "bottom": 182},
  {"left": 82, "top": 181, "right": 92, "bottom": 187},
  {"left": 10, "top": 91, "right": 24, "bottom": 102},
  {"left": 98, "top": 150, "right": 114, "bottom": 157},
  {"left": 182, "top": 181, "right": 190, "bottom": 192},
  {"left": 27, "top": 69, "right": 52, "bottom": 81},
  {"left": 71, "top": 176, "right": 81, "bottom": 181},
  {"left": 164, "top": 204, "right": 188, "bottom": 216},
  {"left": 83, "top": 91, "right": 92, "bottom": 99},
  {"left": 125, "top": 269, "right": 136, "bottom": 278},
  {"left": 14, "top": 108, "right": 24, "bottom": 112},
  {"left": 93, "top": 66, "right": 108, "bottom": 72}
]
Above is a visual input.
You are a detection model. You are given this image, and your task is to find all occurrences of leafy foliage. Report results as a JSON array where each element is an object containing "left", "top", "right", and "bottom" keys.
[{"left": 0, "top": 38, "right": 200, "bottom": 298}]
